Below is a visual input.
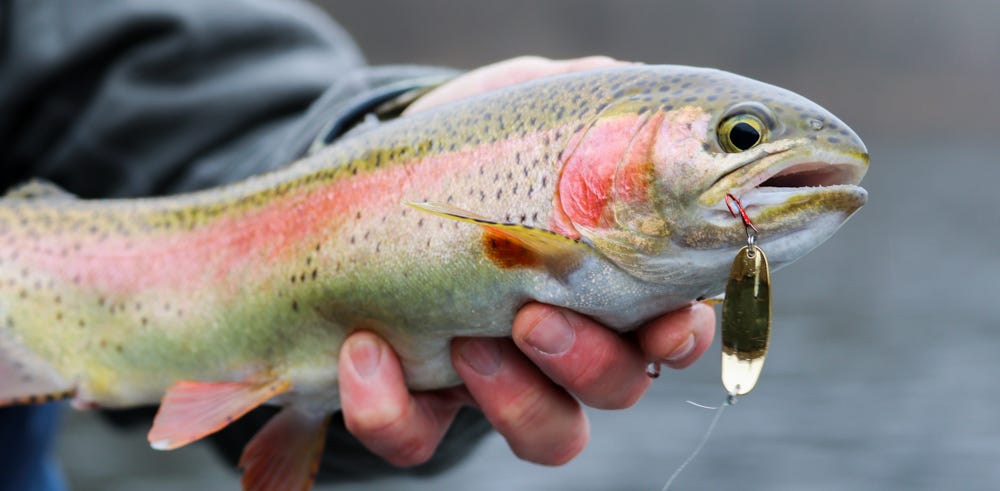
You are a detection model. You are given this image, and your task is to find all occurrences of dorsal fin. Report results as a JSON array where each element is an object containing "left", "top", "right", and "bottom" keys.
[
  {"left": 405, "top": 201, "right": 594, "bottom": 276},
  {"left": 4, "top": 180, "right": 77, "bottom": 201}
]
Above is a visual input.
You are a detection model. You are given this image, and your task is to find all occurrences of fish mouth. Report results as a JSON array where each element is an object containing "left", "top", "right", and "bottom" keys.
[
  {"left": 747, "top": 158, "right": 865, "bottom": 191},
  {"left": 701, "top": 144, "right": 869, "bottom": 239}
]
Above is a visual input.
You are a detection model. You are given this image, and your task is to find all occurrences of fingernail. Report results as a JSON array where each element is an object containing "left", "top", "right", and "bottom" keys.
[
  {"left": 665, "top": 334, "right": 695, "bottom": 362},
  {"left": 524, "top": 310, "right": 575, "bottom": 355},
  {"left": 459, "top": 338, "right": 502, "bottom": 376},
  {"left": 349, "top": 336, "right": 382, "bottom": 379}
]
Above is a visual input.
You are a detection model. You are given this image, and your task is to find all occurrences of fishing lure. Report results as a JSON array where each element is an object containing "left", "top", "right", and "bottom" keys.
[
  {"left": 661, "top": 194, "right": 773, "bottom": 491},
  {"left": 720, "top": 193, "right": 771, "bottom": 397}
]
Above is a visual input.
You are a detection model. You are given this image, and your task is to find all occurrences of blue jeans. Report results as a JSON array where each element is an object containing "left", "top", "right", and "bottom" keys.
[{"left": 0, "top": 404, "right": 66, "bottom": 491}]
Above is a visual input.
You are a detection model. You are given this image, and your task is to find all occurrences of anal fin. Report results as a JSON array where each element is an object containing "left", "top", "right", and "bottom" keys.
[
  {"left": 239, "top": 407, "right": 330, "bottom": 491},
  {"left": 148, "top": 379, "right": 290, "bottom": 450}
]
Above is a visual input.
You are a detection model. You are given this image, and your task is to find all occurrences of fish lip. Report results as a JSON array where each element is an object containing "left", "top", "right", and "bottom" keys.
[{"left": 703, "top": 144, "right": 869, "bottom": 213}]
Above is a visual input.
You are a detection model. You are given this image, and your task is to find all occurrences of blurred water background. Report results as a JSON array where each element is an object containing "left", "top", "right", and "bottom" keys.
[{"left": 58, "top": 1, "right": 999, "bottom": 490}]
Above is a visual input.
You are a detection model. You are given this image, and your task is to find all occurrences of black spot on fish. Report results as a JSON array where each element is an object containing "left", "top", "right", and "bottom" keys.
[{"left": 292, "top": 300, "right": 299, "bottom": 312}]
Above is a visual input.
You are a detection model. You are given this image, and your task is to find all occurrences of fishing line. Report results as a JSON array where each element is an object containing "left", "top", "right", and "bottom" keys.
[{"left": 659, "top": 392, "right": 737, "bottom": 491}]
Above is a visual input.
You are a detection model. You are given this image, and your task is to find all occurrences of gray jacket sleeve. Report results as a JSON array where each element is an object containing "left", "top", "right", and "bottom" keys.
[{"left": 0, "top": 0, "right": 489, "bottom": 481}]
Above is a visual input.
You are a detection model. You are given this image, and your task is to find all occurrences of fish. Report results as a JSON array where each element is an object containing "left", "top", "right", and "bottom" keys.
[{"left": 0, "top": 65, "right": 867, "bottom": 490}]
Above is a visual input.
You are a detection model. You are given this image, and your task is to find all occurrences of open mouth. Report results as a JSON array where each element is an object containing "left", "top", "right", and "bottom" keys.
[
  {"left": 711, "top": 147, "right": 868, "bottom": 198},
  {"left": 701, "top": 147, "right": 869, "bottom": 216},
  {"left": 756, "top": 161, "right": 866, "bottom": 190}
]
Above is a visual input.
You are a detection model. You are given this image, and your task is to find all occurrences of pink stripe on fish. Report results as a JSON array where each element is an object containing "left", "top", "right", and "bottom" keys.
[{"left": 28, "top": 127, "right": 590, "bottom": 294}]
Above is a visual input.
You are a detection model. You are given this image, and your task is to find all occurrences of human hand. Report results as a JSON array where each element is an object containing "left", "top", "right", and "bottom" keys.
[
  {"left": 338, "top": 303, "right": 715, "bottom": 466},
  {"left": 338, "top": 56, "right": 715, "bottom": 467}
]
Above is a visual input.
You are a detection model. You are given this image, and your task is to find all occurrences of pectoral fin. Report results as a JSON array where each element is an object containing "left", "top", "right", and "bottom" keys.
[
  {"left": 0, "top": 336, "right": 75, "bottom": 407},
  {"left": 239, "top": 407, "right": 331, "bottom": 491},
  {"left": 406, "top": 201, "right": 594, "bottom": 274},
  {"left": 148, "top": 379, "right": 291, "bottom": 450}
]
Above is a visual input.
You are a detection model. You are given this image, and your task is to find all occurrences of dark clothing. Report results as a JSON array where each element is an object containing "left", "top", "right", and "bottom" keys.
[
  {"left": 0, "top": 0, "right": 489, "bottom": 486},
  {"left": 0, "top": 405, "right": 65, "bottom": 491}
]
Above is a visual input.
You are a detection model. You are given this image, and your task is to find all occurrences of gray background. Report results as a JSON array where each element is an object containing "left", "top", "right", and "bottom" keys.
[{"left": 59, "top": 1, "right": 1000, "bottom": 490}]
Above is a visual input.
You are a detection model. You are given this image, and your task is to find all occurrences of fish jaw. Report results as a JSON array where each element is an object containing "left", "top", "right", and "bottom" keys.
[{"left": 693, "top": 140, "right": 869, "bottom": 268}]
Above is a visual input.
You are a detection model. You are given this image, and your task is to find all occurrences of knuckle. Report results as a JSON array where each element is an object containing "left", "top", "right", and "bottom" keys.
[
  {"left": 566, "top": 343, "right": 616, "bottom": 390},
  {"left": 386, "top": 437, "right": 436, "bottom": 467},
  {"left": 345, "top": 400, "right": 407, "bottom": 439},
  {"left": 492, "top": 385, "right": 549, "bottom": 436},
  {"left": 508, "top": 407, "right": 588, "bottom": 466},
  {"left": 544, "top": 432, "right": 588, "bottom": 466},
  {"left": 566, "top": 344, "right": 646, "bottom": 410}
]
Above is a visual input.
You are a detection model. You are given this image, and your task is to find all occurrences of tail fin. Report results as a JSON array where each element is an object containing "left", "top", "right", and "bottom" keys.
[{"left": 0, "top": 333, "right": 74, "bottom": 406}]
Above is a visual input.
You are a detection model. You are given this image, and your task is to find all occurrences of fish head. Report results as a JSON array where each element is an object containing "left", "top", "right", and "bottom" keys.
[{"left": 562, "top": 66, "right": 868, "bottom": 289}]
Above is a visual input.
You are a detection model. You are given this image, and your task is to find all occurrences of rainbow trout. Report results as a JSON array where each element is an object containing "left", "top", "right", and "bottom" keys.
[{"left": 0, "top": 65, "right": 867, "bottom": 489}]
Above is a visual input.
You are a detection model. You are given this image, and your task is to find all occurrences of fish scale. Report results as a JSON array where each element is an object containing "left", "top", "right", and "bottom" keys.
[{"left": 0, "top": 65, "right": 868, "bottom": 490}]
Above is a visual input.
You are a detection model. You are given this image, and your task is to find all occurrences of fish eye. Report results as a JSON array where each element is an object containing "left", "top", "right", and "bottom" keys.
[{"left": 718, "top": 114, "right": 767, "bottom": 152}]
